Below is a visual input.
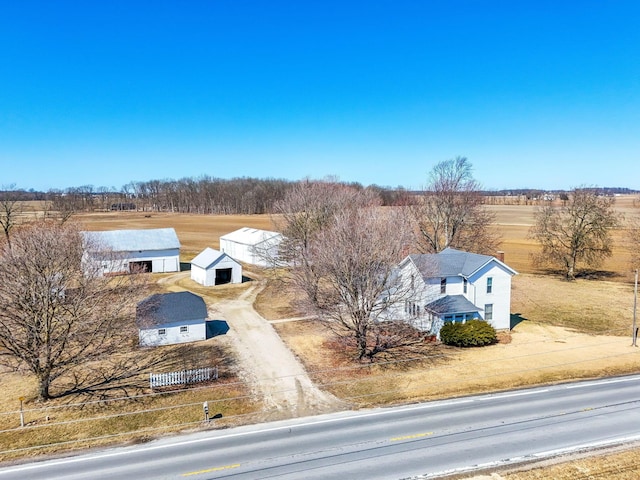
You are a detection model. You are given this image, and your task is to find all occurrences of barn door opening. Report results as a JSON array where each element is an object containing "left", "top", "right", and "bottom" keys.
[
  {"left": 130, "top": 260, "right": 153, "bottom": 273},
  {"left": 215, "top": 268, "right": 232, "bottom": 285}
]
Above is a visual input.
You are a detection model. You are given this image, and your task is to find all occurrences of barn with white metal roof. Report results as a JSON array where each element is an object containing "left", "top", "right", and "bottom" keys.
[
  {"left": 219, "top": 227, "right": 282, "bottom": 267},
  {"left": 82, "top": 227, "right": 181, "bottom": 275}
]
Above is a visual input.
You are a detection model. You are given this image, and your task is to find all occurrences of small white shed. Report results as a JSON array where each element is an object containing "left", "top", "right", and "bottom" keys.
[
  {"left": 136, "top": 292, "right": 208, "bottom": 347},
  {"left": 190, "top": 247, "right": 242, "bottom": 286},
  {"left": 219, "top": 227, "right": 282, "bottom": 267}
]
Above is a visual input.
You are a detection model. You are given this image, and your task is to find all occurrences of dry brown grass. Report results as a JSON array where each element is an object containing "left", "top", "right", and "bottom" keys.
[
  {"left": 496, "top": 445, "right": 640, "bottom": 480},
  {"left": 2, "top": 199, "right": 639, "bottom": 468},
  {"left": 0, "top": 338, "right": 258, "bottom": 461}
]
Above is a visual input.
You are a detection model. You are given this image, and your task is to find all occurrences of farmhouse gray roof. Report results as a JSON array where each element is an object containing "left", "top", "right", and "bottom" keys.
[
  {"left": 136, "top": 292, "right": 207, "bottom": 327},
  {"left": 82, "top": 228, "right": 180, "bottom": 252},
  {"left": 191, "top": 247, "right": 238, "bottom": 269},
  {"left": 426, "top": 295, "right": 482, "bottom": 315},
  {"left": 409, "top": 247, "right": 515, "bottom": 279}
]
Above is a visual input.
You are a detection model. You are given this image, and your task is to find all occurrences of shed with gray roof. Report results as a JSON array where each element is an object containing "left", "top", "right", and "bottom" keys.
[{"left": 136, "top": 292, "right": 208, "bottom": 346}]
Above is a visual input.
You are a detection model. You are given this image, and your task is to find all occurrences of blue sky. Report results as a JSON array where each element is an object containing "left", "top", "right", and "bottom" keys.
[{"left": 1, "top": 1, "right": 639, "bottom": 192}]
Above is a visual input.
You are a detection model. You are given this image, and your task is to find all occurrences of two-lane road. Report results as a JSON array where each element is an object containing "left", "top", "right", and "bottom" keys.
[{"left": 2, "top": 375, "right": 639, "bottom": 479}]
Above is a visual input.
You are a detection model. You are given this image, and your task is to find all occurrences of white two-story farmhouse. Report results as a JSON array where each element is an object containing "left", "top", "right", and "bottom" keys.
[{"left": 392, "top": 248, "right": 517, "bottom": 338}]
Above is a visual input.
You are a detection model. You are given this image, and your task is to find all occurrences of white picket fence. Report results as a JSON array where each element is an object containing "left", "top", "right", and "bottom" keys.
[{"left": 150, "top": 366, "right": 218, "bottom": 389}]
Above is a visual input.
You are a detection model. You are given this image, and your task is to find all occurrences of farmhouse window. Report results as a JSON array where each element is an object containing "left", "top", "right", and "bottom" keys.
[
  {"left": 440, "top": 278, "right": 447, "bottom": 294},
  {"left": 158, "top": 328, "right": 166, "bottom": 335},
  {"left": 463, "top": 278, "right": 468, "bottom": 294},
  {"left": 486, "top": 277, "right": 493, "bottom": 294},
  {"left": 180, "top": 326, "right": 188, "bottom": 333},
  {"left": 485, "top": 304, "right": 493, "bottom": 321}
]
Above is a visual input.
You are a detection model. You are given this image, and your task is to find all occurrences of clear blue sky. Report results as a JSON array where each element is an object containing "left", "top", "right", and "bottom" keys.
[{"left": 1, "top": 1, "right": 639, "bottom": 192}]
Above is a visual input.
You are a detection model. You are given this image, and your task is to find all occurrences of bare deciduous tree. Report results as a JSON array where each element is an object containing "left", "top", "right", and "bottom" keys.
[
  {"left": 413, "top": 157, "right": 500, "bottom": 254},
  {"left": 530, "top": 187, "right": 620, "bottom": 280},
  {"left": 310, "top": 206, "right": 418, "bottom": 360},
  {"left": 272, "top": 178, "right": 372, "bottom": 272},
  {"left": 0, "top": 222, "right": 148, "bottom": 400},
  {"left": 277, "top": 182, "right": 420, "bottom": 360},
  {"left": 0, "top": 185, "right": 23, "bottom": 247}
]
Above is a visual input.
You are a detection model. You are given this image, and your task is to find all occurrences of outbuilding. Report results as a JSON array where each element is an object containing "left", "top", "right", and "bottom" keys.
[
  {"left": 190, "top": 247, "right": 242, "bottom": 286},
  {"left": 136, "top": 292, "right": 208, "bottom": 347},
  {"left": 219, "top": 227, "right": 282, "bottom": 267},
  {"left": 82, "top": 228, "right": 181, "bottom": 275}
]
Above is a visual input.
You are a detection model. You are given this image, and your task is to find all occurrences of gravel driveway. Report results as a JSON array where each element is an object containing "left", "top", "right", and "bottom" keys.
[{"left": 214, "top": 282, "right": 345, "bottom": 419}]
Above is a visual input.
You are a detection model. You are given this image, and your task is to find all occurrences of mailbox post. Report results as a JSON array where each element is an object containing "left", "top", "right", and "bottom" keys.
[{"left": 203, "top": 401, "right": 209, "bottom": 422}]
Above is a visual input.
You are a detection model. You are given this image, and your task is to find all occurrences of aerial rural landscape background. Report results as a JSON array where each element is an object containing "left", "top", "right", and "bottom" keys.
[{"left": 1, "top": 2, "right": 639, "bottom": 479}]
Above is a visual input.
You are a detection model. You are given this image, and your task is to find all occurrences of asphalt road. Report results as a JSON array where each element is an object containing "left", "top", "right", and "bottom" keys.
[{"left": 2, "top": 375, "right": 639, "bottom": 480}]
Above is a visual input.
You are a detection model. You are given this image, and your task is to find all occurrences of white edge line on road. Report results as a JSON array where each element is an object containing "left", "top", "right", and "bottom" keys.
[
  {"left": 475, "top": 389, "right": 548, "bottom": 401},
  {"left": 413, "top": 435, "right": 640, "bottom": 479},
  {"left": 565, "top": 376, "right": 639, "bottom": 389}
]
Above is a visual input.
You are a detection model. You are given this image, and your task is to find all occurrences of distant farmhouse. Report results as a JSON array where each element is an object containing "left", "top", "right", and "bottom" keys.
[
  {"left": 390, "top": 248, "right": 517, "bottom": 338},
  {"left": 82, "top": 227, "right": 180, "bottom": 276},
  {"left": 137, "top": 292, "right": 208, "bottom": 347},
  {"left": 219, "top": 227, "right": 283, "bottom": 267},
  {"left": 190, "top": 247, "right": 242, "bottom": 286}
]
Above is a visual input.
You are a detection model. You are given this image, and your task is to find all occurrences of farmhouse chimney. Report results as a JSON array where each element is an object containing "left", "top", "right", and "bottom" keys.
[{"left": 496, "top": 251, "right": 505, "bottom": 263}]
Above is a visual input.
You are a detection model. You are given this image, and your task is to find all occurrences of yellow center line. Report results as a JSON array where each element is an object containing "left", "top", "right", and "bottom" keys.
[
  {"left": 391, "top": 432, "right": 434, "bottom": 441},
  {"left": 182, "top": 463, "right": 241, "bottom": 476}
]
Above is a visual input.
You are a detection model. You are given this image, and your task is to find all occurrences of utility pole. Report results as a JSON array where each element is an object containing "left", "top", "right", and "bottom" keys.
[{"left": 633, "top": 269, "right": 638, "bottom": 347}]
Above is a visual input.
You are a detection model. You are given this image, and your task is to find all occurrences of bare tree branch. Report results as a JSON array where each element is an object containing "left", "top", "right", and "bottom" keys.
[{"left": 413, "top": 157, "right": 500, "bottom": 254}]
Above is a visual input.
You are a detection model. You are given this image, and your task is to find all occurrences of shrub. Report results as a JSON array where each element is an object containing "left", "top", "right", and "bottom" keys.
[{"left": 439, "top": 320, "right": 497, "bottom": 347}]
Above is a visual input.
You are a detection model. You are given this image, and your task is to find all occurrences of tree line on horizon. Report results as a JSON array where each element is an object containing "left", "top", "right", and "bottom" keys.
[
  {"left": 1, "top": 177, "right": 637, "bottom": 217},
  {"left": 1, "top": 177, "right": 413, "bottom": 215}
]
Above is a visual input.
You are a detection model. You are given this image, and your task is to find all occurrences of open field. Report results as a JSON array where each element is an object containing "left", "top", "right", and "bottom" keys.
[
  {"left": 489, "top": 194, "right": 638, "bottom": 281},
  {"left": 1, "top": 197, "right": 639, "bottom": 473}
]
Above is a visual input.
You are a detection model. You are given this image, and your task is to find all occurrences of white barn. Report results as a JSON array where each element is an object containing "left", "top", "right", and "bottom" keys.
[
  {"left": 190, "top": 247, "right": 242, "bottom": 286},
  {"left": 219, "top": 227, "right": 282, "bottom": 267},
  {"left": 136, "top": 292, "right": 208, "bottom": 347},
  {"left": 82, "top": 228, "right": 181, "bottom": 275}
]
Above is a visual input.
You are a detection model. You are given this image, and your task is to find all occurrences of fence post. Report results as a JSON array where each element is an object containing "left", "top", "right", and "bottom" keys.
[{"left": 19, "top": 397, "right": 25, "bottom": 428}]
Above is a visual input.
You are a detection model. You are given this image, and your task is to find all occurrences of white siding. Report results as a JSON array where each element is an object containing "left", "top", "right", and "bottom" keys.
[
  {"left": 219, "top": 229, "right": 282, "bottom": 267},
  {"left": 190, "top": 252, "right": 242, "bottom": 286},
  {"left": 90, "top": 248, "right": 180, "bottom": 275},
  {"left": 139, "top": 319, "right": 206, "bottom": 347},
  {"left": 467, "top": 263, "right": 513, "bottom": 330}
]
